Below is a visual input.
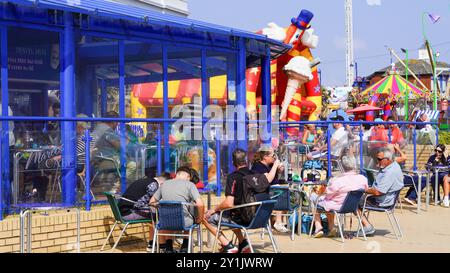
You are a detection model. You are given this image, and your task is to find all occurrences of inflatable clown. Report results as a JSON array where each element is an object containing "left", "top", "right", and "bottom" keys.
[{"left": 247, "top": 9, "right": 321, "bottom": 135}]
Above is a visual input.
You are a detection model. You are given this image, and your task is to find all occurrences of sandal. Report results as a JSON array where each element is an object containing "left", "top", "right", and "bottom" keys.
[{"left": 312, "top": 229, "right": 324, "bottom": 238}]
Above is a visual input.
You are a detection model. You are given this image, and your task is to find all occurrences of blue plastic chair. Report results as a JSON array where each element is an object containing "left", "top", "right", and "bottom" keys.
[
  {"left": 360, "top": 190, "right": 403, "bottom": 239},
  {"left": 309, "top": 189, "right": 366, "bottom": 243},
  {"left": 213, "top": 200, "right": 278, "bottom": 253},
  {"left": 152, "top": 201, "right": 202, "bottom": 253},
  {"left": 270, "top": 185, "right": 300, "bottom": 241}
]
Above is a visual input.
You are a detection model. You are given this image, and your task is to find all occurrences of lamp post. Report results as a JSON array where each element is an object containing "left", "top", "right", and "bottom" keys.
[
  {"left": 422, "top": 12, "right": 441, "bottom": 110},
  {"left": 401, "top": 48, "right": 408, "bottom": 121}
]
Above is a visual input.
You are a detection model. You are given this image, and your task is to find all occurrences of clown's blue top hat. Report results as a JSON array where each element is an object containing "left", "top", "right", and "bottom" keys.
[{"left": 291, "top": 9, "right": 314, "bottom": 30}]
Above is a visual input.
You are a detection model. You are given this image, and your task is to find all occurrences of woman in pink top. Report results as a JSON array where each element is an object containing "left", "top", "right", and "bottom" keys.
[{"left": 310, "top": 156, "right": 368, "bottom": 238}]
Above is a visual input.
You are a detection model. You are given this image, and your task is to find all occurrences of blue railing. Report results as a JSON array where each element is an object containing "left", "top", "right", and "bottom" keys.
[{"left": 0, "top": 115, "right": 439, "bottom": 218}]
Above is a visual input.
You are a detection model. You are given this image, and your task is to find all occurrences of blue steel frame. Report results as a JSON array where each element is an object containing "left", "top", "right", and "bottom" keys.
[
  {"left": 0, "top": 1, "right": 279, "bottom": 216},
  {"left": 1, "top": 25, "right": 9, "bottom": 218}
]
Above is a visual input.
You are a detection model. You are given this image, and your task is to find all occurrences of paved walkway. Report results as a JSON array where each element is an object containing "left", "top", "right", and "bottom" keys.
[{"left": 97, "top": 202, "right": 450, "bottom": 253}]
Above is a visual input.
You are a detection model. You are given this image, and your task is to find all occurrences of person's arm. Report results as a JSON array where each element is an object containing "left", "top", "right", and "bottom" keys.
[
  {"left": 194, "top": 197, "right": 205, "bottom": 224},
  {"left": 205, "top": 195, "right": 235, "bottom": 219},
  {"left": 393, "top": 144, "right": 407, "bottom": 164},
  {"left": 302, "top": 131, "right": 309, "bottom": 145},
  {"left": 365, "top": 187, "right": 384, "bottom": 196},
  {"left": 265, "top": 159, "right": 281, "bottom": 183}
]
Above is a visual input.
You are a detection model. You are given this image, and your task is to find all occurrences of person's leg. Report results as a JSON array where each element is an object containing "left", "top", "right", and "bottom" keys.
[
  {"left": 313, "top": 213, "right": 323, "bottom": 231},
  {"left": 326, "top": 214, "right": 335, "bottom": 231},
  {"left": 202, "top": 219, "right": 231, "bottom": 247},
  {"left": 442, "top": 176, "right": 450, "bottom": 207}
]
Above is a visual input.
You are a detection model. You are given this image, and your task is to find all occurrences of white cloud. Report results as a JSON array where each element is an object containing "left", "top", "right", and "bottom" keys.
[{"left": 367, "top": 0, "right": 381, "bottom": 6}]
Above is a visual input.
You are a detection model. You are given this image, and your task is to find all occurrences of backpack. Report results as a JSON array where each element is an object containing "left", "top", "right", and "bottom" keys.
[{"left": 238, "top": 172, "right": 270, "bottom": 224}]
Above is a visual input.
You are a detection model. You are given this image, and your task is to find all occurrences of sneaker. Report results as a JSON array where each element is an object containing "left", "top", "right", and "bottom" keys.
[
  {"left": 238, "top": 240, "right": 251, "bottom": 253},
  {"left": 403, "top": 197, "right": 417, "bottom": 206},
  {"left": 354, "top": 225, "right": 375, "bottom": 237},
  {"left": 146, "top": 241, "right": 153, "bottom": 252},
  {"left": 326, "top": 228, "right": 338, "bottom": 238},
  {"left": 179, "top": 248, "right": 189, "bottom": 253},
  {"left": 221, "top": 242, "right": 239, "bottom": 253},
  {"left": 312, "top": 230, "right": 324, "bottom": 238},
  {"left": 273, "top": 223, "right": 289, "bottom": 233},
  {"left": 441, "top": 199, "right": 450, "bottom": 208}
]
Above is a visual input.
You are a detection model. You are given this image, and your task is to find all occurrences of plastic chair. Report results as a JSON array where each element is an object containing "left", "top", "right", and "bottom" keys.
[
  {"left": 152, "top": 201, "right": 203, "bottom": 253},
  {"left": 309, "top": 189, "right": 366, "bottom": 243},
  {"left": 213, "top": 200, "right": 279, "bottom": 253},
  {"left": 270, "top": 185, "right": 299, "bottom": 241},
  {"left": 101, "top": 192, "right": 152, "bottom": 251},
  {"left": 359, "top": 190, "right": 403, "bottom": 239}
]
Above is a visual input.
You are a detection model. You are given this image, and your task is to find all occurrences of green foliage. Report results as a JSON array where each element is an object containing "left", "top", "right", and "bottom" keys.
[{"left": 439, "top": 130, "right": 450, "bottom": 144}]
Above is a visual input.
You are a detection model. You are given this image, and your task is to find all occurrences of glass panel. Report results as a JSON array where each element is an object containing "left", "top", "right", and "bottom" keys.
[
  {"left": 166, "top": 46, "right": 205, "bottom": 180},
  {"left": 124, "top": 41, "right": 163, "bottom": 182},
  {"left": 75, "top": 35, "right": 121, "bottom": 199}
]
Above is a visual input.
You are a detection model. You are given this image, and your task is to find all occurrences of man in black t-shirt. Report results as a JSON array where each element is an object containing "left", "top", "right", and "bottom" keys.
[
  {"left": 203, "top": 149, "right": 251, "bottom": 253},
  {"left": 203, "top": 149, "right": 280, "bottom": 253}
]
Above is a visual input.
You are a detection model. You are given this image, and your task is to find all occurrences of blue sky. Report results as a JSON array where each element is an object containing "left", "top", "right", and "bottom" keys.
[{"left": 188, "top": 0, "right": 450, "bottom": 87}]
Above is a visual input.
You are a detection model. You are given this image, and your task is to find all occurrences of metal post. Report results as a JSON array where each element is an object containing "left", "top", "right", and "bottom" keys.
[
  {"left": 261, "top": 46, "right": 272, "bottom": 144},
  {"left": 236, "top": 38, "right": 247, "bottom": 151},
  {"left": 436, "top": 126, "right": 439, "bottom": 146},
  {"left": 359, "top": 125, "right": 364, "bottom": 173},
  {"left": 118, "top": 41, "right": 127, "bottom": 193},
  {"left": 413, "top": 128, "right": 417, "bottom": 171},
  {"left": 157, "top": 128, "right": 162, "bottom": 176},
  {"left": 0, "top": 26, "right": 8, "bottom": 219},
  {"left": 61, "top": 12, "right": 76, "bottom": 204},
  {"left": 100, "top": 79, "right": 107, "bottom": 116},
  {"left": 215, "top": 133, "right": 221, "bottom": 196},
  {"left": 162, "top": 46, "right": 170, "bottom": 172},
  {"left": 201, "top": 49, "right": 209, "bottom": 186},
  {"left": 327, "top": 128, "right": 332, "bottom": 176},
  {"left": 405, "top": 49, "right": 409, "bottom": 121},
  {"left": 84, "top": 129, "right": 91, "bottom": 211}
]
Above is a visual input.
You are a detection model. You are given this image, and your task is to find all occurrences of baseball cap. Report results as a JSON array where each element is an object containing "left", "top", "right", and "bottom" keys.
[{"left": 374, "top": 118, "right": 383, "bottom": 122}]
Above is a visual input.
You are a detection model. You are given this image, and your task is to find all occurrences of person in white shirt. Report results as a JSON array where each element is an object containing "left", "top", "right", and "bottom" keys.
[{"left": 307, "top": 116, "right": 349, "bottom": 160}]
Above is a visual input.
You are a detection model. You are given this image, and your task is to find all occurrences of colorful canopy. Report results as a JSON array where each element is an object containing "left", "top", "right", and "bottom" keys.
[{"left": 360, "top": 73, "right": 428, "bottom": 101}]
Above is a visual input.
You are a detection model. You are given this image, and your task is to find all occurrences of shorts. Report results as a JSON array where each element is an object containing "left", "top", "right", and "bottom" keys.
[
  {"left": 208, "top": 212, "right": 245, "bottom": 226},
  {"left": 121, "top": 210, "right": 155, "bottom": 221}
]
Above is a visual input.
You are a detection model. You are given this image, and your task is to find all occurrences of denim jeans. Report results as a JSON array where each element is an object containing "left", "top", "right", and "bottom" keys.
[{"left": 404, "top": 175, "right": 427, "bottom": 201}]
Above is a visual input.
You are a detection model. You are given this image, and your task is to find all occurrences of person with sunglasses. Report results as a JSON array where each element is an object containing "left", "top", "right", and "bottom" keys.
[
  {"left": 251, "top": 146, "right": 287, "bottom": 233},
  {"left": 403, "top": 144, "right": 447, "bottom": 206},
  {"left": 355, "top": 147, "right": 404, "bottom": 236}
]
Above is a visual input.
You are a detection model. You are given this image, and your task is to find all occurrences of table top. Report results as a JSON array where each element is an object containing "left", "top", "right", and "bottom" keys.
[{"left": 403, "top": 169, "right": 429, "bottom": 175}]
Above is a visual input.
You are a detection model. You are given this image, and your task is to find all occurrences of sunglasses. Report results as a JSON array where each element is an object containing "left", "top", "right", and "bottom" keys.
[
  {"left": 376, "top": 157, "right": 386, "bottom": 162},
  {"left": 435, "top": 149, "right": 443, "bottom": 153}
]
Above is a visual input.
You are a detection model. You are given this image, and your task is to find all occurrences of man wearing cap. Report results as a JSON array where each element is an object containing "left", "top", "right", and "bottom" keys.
[
  {"left": 369, "top": 118, "right": 389, "bottom": 150},
  {"left": 307, "top": 116, "right": 349, "bottom": 160}
]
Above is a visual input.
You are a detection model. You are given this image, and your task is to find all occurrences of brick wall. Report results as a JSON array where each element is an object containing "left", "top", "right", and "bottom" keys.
[{"left": 0, "top": 194, "right": 220, "bottom": 253}]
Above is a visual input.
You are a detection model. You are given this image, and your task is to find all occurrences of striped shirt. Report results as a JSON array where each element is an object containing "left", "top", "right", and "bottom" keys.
[{"left": 76, "top": 134, "right": 96, "bottom": 166}]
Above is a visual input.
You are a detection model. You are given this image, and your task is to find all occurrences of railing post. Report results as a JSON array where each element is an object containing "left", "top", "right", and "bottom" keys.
[
  {"left": 84, "top": 129, "right": 91, "bottom": 211},
  {"left": 327, "top": 127, "right": 332, "bottom": 177},
  {"left": 359, "top": 124, "right": 364, "bottom": 173},
  {"left": 157, "top": 128, "right": 162, "bottom": 176},
  {"left": 435, "top": 125, "right": 439, "bottom": 146},
  {"left": 215, "top": 132, "right": 221, "bottom": 197},
  {"left": 413, "top": 127, "right": 417, "bottom": 171}
]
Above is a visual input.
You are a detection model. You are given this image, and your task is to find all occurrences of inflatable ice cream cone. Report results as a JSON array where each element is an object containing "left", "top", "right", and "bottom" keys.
[{"left": 280, "top": 56, "right": 313, "bottom": 120}]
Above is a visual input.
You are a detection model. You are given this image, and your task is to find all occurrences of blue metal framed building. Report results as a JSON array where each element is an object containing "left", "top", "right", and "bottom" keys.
[{"left": 0, "top": 0, "right": 290, "bottom": 218}]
